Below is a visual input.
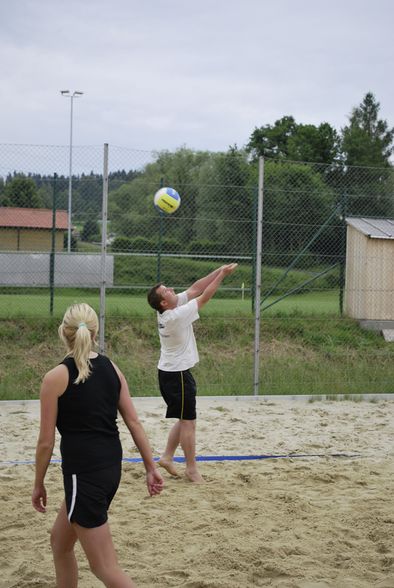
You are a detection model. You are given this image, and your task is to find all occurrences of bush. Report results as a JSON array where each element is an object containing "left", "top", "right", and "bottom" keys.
[
  {"left": 111, "top": 236, "right": 155, "bottom": 253},
  {"left": 129, "top": 236, "right": 155, "bottom": 252},
  {"left": 161, "top": 238, "right": 181, "bottom": 253},
  {"left": 63, "top": 233, "right": 78, "bottom": 251},
  {"left": 188, "top": 239, "right": 226, "bottom": 257},
  {"left": 81, "top": 219, "right": 100, "bottom": 242},
  {"left": 111, "top": 236, "right": 133, "bottom": 252}
]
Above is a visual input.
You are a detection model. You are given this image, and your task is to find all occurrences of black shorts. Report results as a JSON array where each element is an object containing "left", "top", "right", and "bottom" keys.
[
  {"left": 63, "top": 462, "right": 121, "bottom": 529},
  {"left": 158, "top": 369, "right": 197, "bottom": 420}
]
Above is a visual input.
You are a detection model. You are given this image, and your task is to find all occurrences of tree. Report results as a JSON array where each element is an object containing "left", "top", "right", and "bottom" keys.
[
  {"left": 339, "top": 93, "right": 394, "bottom": 217},
  {"left": 262, "top": 161, "right": 336, "bottom": 267},
  {"left": 108, "top": 147, "right": 213, "bottom": 251},
  {"left": 195, "top": 146, "right": 255, "bottom": 255},
  {"left": 247, "top": 116, "right": 297, "bottom": 159},
  {"left": 81, "top": 219, "right": 100, "bottom": 242},
  {"left": 287, "top": 123, "right": 341, "bottom": 164},
  {"left": 0, "top": 176, "right": 11, "bottom": 206},
  {"left": 341, "top": 92, "right": 394, "bottom": 167},
  {"left": 73, "top": 173, "right": 103, "bottom": 222},
  {"left": 247, "top": 116, "right": 340, "bottom": 164},
  {"left": 3, "top": 176, "right": 43, "bottom": 208},
  {"left": 152, "top": 147, "right": 212, "bottom": 246}
]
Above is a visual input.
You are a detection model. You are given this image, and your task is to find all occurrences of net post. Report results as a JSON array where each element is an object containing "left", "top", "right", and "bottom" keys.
[
  {"left": 99, "top": 143, "right": 109, "bottom": 354},
  {"left": 253, "top": 157, "right": 264, "bottom": 396}
]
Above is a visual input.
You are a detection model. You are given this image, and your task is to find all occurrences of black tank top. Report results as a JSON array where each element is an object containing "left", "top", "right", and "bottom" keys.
[{"left": 57, "top": 354, "right": 122, "bottom": 474}]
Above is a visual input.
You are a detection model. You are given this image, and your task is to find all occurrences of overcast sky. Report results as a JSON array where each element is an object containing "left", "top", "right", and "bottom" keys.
[{"left": 1, "top": 0, "right": 394, "bottom": 155}]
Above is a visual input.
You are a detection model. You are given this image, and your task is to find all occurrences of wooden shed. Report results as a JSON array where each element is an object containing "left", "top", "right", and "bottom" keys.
[
  {"left": 0, "top": 207, "right": 68, "bottom": 252},
  {"left": 345, "top": 217, "right": 394, "bottom": 321}
]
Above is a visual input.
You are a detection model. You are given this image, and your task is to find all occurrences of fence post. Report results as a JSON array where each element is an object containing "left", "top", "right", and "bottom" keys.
[
  {"left": 156, "top": 177, "right": 164, "bottom": 282},
  {"left": 253, "top": 157, "right": 264, "bottom": 396},
  {"left": 251, "top": 185, "right": 258, "bottom": 313},
  {"left": 49, "top": 173, "right": 57, "bottom": 316},
  {"left": 99, "top": 143, "right": 109, "bottom": 353},
  {"left": 339, "top": 192, "right": 348, "bottom": 316}
]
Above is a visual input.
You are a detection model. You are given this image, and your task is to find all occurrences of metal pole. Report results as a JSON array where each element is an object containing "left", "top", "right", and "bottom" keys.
[
  {"left": 99, "top": 143, "right": 109, "bottom": 354},
  {"left": 157, "top": 212, "right": 164, "bottom": 282},
  {"left": 61, "top": 90, "right": 83, "bottom": 251},
  {"left": 339, "top": 192, "right": 348, "bottom": 316},
  {"left": 156, "top": 177, "right": 164, "bottom": 282},
  {"left": 253, "top": 157, "right": 264, "bottom": 396},
  {"left": 251, "top": 185, "right": 258, "bottom": 313},
  {"left": 67, "top": 95, "right": 73, "bottom": 253},
  {"left": 49, "top": 173, "right": 57, "bottom": 315}
]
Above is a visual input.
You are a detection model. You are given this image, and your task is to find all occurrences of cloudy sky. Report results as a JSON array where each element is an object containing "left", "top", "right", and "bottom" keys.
[{"left": 1, "top": 0, "right": 393, "bottom": 154}]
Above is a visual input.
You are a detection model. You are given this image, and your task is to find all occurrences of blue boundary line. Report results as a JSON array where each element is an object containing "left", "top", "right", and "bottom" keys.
[{"left": 0, "top": 453, "right": 363, "bottom": 466}]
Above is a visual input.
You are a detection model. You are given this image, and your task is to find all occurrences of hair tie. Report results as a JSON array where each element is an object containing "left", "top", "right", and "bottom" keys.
[{"left": 78, "top": 322, "right": 86, "bottom": 329}]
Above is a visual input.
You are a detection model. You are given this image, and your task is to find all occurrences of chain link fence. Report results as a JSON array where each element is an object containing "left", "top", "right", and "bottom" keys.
[
  {"left": 107, "top": 146, "right": 256, "bottom": 298},
  {"left": 0, "top": 144, "right": 393, "bottom": 395},
  {"left": 261, "top": 160, "right": 394, "bottom": 309}
]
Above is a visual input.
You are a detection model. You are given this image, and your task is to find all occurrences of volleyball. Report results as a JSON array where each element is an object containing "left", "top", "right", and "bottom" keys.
[{"left": 153, "top": 187, "right": 181, "bottom": 214}]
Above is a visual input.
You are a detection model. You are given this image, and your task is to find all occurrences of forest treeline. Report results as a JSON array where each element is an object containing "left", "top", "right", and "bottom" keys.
[{"left": 1, "top": 92, "right": 393, "bottom": 264}]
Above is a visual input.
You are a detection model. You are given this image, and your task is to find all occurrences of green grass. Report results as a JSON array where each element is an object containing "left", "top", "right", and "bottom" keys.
[
  {"left": 0, "top": 254, "right": 341, "bottom": 318},
  {"left": 0, "top": 300, "right": 393, "bottom": 400},
  {"left": 0, "top": 289, "right": 340, "bottom": 319}
]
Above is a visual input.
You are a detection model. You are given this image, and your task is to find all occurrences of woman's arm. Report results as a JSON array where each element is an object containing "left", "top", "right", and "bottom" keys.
[
  {"left": 113, "top": 363, "right": 164, "bottom": 496},
  {"left": 32, "top": 365, "right": 68, "bottom": 513}
]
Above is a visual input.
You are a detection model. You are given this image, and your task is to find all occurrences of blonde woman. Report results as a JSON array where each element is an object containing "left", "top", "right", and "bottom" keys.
[{"left": 32, "top": 303, "right": 164, "bottom": 588}]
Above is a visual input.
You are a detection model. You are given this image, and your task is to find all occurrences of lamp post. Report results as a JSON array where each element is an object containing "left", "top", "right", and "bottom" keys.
[{"left": 60, "top": 90, "right": 83, "bottom": 252}]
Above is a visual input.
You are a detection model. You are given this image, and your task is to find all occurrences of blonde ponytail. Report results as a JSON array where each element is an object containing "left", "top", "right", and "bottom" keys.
[{"left": 58, "top": 303, "right": 99, "bottom": 384}]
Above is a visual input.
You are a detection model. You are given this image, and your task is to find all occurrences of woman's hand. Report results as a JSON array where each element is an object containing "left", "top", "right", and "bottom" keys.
[
  {"left": 32, "top": 483, "right": 47, "bottom": 513},
  {"left": 146, "top": 468, "right": 164, "bottom": 497}
]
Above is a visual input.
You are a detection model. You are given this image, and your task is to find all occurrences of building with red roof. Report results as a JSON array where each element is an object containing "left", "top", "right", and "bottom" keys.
[{"left": 0, "top": 207, "right": 69, "bottom": 251}]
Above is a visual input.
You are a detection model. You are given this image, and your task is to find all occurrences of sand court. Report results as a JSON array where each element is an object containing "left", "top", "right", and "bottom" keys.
[{"left": 0, "top": 396, "right": 393, "bottom": 587}]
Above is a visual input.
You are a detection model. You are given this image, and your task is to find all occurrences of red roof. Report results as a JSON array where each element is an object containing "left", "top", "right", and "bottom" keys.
[{"left": 0, "top": 207, "right": 69, "bottom": 230}]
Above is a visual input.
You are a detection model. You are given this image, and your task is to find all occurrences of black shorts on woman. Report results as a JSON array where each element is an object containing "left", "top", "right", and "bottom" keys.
[
  {"left": 158, "top": 368, "right": 197, "bottom": 420},
  {"left": 64, "top": 462, "right": 121, "bottom": 528}
]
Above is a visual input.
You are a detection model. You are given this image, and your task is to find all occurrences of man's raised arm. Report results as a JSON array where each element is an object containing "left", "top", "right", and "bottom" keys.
[
  {"left": 186, "top": 265, "right": 228, "bottom": 300},
  {"left": 195, "top": 263, "right": 238, "bottom": 310}
]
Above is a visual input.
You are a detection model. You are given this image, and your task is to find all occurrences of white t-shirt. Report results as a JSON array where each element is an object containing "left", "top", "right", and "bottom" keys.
[{"left": 157, "top": 291, "right": 200, "bottom": 372}]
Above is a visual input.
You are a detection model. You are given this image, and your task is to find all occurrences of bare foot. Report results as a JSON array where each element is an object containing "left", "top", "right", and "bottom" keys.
[
  {"left": 158, "top": 458, "right": 180, "bottom": 477},
  {"left": 185, "top": 468, "right": 205, "bottom": 484}
]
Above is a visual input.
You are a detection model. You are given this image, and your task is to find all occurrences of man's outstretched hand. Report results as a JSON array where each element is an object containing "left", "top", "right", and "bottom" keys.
[{"left": 222, "top": 263, "right": 238, "bottom": 276}]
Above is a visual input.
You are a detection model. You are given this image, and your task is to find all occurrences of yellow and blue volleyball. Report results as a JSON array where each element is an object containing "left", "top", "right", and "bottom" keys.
[{"left": 153, "top": 187, "right": 181, "bottom": 214}]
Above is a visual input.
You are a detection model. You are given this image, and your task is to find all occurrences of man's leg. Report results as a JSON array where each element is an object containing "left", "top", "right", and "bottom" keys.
[
  {"left": 180, "top": 419, "right": 204, "bottom": 483},
  {"left": 158, "top": 420, "right": 181, "bottom": 476}
]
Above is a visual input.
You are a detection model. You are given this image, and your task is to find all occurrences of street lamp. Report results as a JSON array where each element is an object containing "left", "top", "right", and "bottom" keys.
[{"left": 60, "top": 90, "right": 84, "bottom": 252}]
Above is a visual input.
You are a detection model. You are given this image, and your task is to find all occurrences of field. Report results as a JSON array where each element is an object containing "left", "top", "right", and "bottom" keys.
[
  {"left": 0, "top": 289, "right": 393, "bottom": 401},
  {"left": 0, "top": 287, "right": 340, "bottom": 318}
]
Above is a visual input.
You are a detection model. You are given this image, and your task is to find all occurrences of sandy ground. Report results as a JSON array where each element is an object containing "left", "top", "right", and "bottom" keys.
[{"left": 0, "top": 396, "right": 393, "bottom": 588}]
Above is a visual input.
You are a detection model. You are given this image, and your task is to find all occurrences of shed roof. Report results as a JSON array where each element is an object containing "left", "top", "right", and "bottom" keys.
[
  {"left": 0, "top": 207, "right": 68, "bottom": 230},
  {"left": 345, "top": 217, "right": 394, "bottom": 240}
]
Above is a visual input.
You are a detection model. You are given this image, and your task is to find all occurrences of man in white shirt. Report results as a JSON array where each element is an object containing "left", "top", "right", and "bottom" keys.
[{"left": 147, "top": 263, "right": 237, "bottom": 483}]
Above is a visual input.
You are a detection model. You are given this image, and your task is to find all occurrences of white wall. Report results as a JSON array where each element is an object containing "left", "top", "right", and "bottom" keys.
[{"left": 0, "top": 252, "right": 114, "bottom": 287}]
